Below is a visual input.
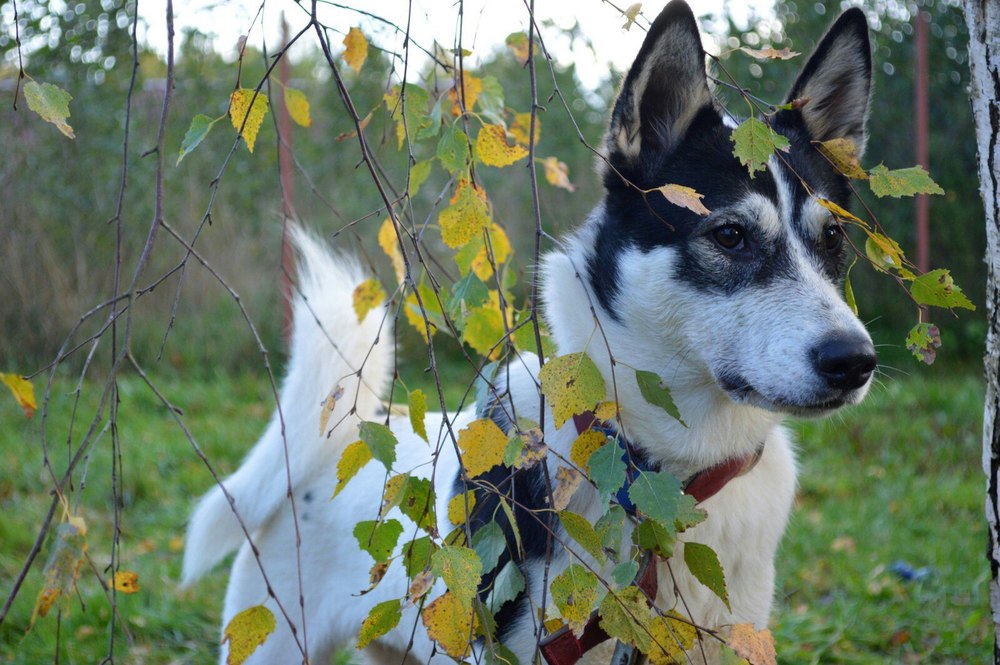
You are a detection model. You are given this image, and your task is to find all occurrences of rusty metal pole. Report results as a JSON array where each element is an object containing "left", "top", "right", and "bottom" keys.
[
  {"left": 278, "top": 13, "right": 296, "bottom": 343},
  {"left": 915, "top": 9, "right": 930, "bottom": 276}
]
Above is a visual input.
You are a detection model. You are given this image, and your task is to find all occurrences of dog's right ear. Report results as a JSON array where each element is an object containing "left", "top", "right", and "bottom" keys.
[{"left": 605, "top": 0, "right": 712, "bottom": 177}]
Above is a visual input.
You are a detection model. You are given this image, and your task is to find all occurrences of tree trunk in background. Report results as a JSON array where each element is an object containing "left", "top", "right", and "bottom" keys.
[{"left": 964, "top": 1, "right": 1000, "bottom": 660}]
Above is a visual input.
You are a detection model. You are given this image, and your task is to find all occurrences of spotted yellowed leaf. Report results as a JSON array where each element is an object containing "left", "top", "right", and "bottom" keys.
[
  {"left": 2, "top": 373, "right": 37, "bottom": 418},
  {"left": 571, "top": 429, "right": 606, "bottom": 474},
  {"left": 648, "top": 611, "right": 698, "bottom": 665},
  {"left": 551, "top": 466, "right": 583, "bottom": 512},
  {"left": 598, "top": 585, "right": 652, "bottom": 652},
  {"left": 538, "top": 352, "right": 606, "bottom": 428},
  {"left": 334, "top": 440, "right": 373, "bottom": 497},
  {"left": 319, "top": 384, "right": 345, "bottom": 436},
  {"left": 343, "top": 27, "right": 369, "bottom": 73},
  {"left": 654, "top": 184, "right": 710, "bottom": 216},
  {"left": 509, "top": 112, "right": 538, "bottom": 147},
  {"left": 594, "top": 401, "right": 619, "bottom": 421},
  {"left": 440, "top": 180, "right": 491, "bottom": 249},
  {"left": 222, "top": 604, "right": 276, "bottom": 665},
  {"left": 283, "top": 87, "right": 311, "bottom": 128},
  {"left": 448, "top": 72, "right": 482, "bottom": 116},
  {"left": 542, "top": 156, "right": 576, "bottom": 192},
  {"left": 109, "top": 570, "right": 140, "bottom": 594},
  {"left": 476, "top": 124, "right": 529, "bottom": 167},
  {"left": 868, "top": 164, "right": 944, "bottom": 198},
  {"left": 550, "top": 564, "right": 599, "bottom": 637},
  {"left": 815, "top": 138, "right": 866, "bottom": 179},
  {"left": 910, "top": 269, "right": 975, "bottom": 311},
  {"left": 229, "top": 88, "right": 269, "bottom": 153},
  {"left": 353, "top": 278, "right": 385, "bottom": 323},
  {"left": 622, "top": 3, "right": 643, "bottom": 30},
  {"left": 816, "top": 197, "right": 867, "bottom": 226},
  {"left": 559, "top": 510, "right": 604, "bottom": 562},
  {"left": 505, "top": 32, "right": 531, "bottom": 65},
  {"left": 457, "top": 418, "right": 507, "bottom": 477},
  {"left": 432, "top": 546, "right": 482, "bottom": 610},
  {"left": 728, "top": 623, "right": 777, "bottom": 665},
  {"left": 447, "top": 490, "right": 477, "bottom": 526},
  {"left": 378, "top": 217, "right": 406, "bottom": 283},
  {"left": 357, "top": 599, "right": 401, "bottom": 649},
  {"left": 739, "top": 46, "right": 800, "bottom": 60},
  {"left": 24, "top": 80, "right": 74, "bottom": 139},
  {"left": 31, "top": 516, "right": 87, "bottom": 622},
  {"left": 422, "top": 592, "right": 478, "bottom": 658}
]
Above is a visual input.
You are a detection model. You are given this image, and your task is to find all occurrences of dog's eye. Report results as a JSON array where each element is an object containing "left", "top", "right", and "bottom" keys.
[
  {"left": 713, "top": 224, "right": 745, "bottom": 251},
  {"left": 822, "top": 223, "right": 843, "bottom": 252}
]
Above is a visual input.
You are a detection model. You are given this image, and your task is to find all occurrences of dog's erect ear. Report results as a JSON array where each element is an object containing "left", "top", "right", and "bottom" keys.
[
  {"left": 606, "top": 0, "right": 712, "bottom": 169},
  {"left": 785, "top": 8, "right": 872, "bottom": 155}
]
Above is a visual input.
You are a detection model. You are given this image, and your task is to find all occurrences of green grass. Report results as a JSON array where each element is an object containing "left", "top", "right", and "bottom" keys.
[{"left": 0, "top": 369, "right": 991, "bottom": 663}]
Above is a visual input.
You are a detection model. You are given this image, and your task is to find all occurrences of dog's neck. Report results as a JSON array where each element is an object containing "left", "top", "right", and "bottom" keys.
[{"left": 539, "top": 213, "right": 784, "bottom": 480}]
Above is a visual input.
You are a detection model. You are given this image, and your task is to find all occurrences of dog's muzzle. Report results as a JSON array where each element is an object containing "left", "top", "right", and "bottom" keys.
[{"left": 811, "top": 332, "right": 877, "bottom": 392}]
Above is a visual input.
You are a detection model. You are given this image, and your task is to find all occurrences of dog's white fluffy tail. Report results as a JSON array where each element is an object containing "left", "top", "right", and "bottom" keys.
[{"left": 181, "top": 227, "right": 392, "bottom": 585}]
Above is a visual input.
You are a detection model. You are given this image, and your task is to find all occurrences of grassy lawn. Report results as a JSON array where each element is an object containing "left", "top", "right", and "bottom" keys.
[{"left": 0, "top": 368, "right": 990, "bottom": 663}]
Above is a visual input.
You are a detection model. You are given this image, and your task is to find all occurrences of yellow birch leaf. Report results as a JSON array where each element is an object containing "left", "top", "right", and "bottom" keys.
[
  {"left": 334, "top": 440, "right": 374, "bottom": 497},
  {"left": 655, "top": 184, "right": 710, "bottom": 216},
  {"left": 343, "top": 27, "right": 369, "bottom": 73},
  {"left": 551, "top": 466, "right": 583, "bottom": 511},
  {"left": 440, "top": 180, "right": 491, "bottom": 249},
  {"left": 550, "top": 564, "right": 599, "bottom": 637},
  {"left": 476, "top": 124, "right": 529, "bottom": 167},
  {"left": 353, "top": 278, "right": 385, "bottom": 323},
  {"left": 319, "top": 384, "right": 344, "bottom": 436},
  {"left": 448, "top": 72, "right": 482, "bottom": 116},
  {"left": 457, "top": 418, "right": 508, "bottom": 477},
  {"left": 728, "top": 623, "right": 777, "bottom": 665},
  {"left": 408, "top": 389, "right": 428, "bottom": 442},
  {"left": 378, "top": 217, "right": 406, "bottom": 283},
  {"left": 223, "top": 605, "right": 276, "bottom": 665},
  {"left": 538, "top": 352, "right": 607, "bottom": 428},
  {"left": 505, "top": 32, "right": 531, "bottom": 65},
  {"left": 357, "top": 599, "right": 401, "bottom": 649},
  {"left": 422, "top": 592, "right": 478, "bottom": 658},
  {"left": 471, "top": 223, "right": 512, "bottom": 281},
  {"left": 31, "top": 517, "right": 87, "bottom": 622},
  {"left": 571, "top": 429, "right": 607, "bottom": 474},
  {"left": 543, "top": 157, "right": 576, "bottom": 192},
  {"left": 647, "top": 612, "right": 698, "bottom": 665},
  {"left": 816, "top": 197, "right": 867, "bottom": 227},
  {"left": 2, "top": 373, "right": 37, "bottom": 418},
  {"left": 110, "top": 570, "right": 140, "bottom": 594},
  {"left": 228, "top": 88, "right": 269, "bottom": 153},
  {"left": 815, "top": 138, "right": 867, "bottom": 179},
  {"left": 283, "top": 87, "right": 311, "bottom": 128},
  {"left": 23, "top": 80, "right": 74, "bottom": 139},
  {"left": 447, "top": 490, "right": 477, "bottom": 526},
  {"left": 335, "top": 106, "right": 375, "bottom": 141},
  {"left": 509, "top": 112, "right": 538, "bottom": 146},
  {"left": 594, "top": 401, "right": 619, "bottom": 421}
]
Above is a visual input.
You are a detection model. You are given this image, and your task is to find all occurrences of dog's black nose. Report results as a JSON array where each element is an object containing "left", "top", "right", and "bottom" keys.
[{"left": 812, "top": 334, "right": 877, "bottom": 391}]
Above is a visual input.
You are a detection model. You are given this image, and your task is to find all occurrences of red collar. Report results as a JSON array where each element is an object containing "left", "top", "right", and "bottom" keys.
[{"left": 537, "top": 412, "right": 764, "bottom": 665}]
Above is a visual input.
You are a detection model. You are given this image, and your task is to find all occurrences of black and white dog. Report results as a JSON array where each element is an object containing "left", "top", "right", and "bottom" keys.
[{"left": 183, "top": 2, "right": 876, "bottom": 663}]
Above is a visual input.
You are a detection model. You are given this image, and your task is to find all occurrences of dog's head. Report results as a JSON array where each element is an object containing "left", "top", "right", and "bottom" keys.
[{"left": 582, "top": 0, "right": 876, "bottom": 418}]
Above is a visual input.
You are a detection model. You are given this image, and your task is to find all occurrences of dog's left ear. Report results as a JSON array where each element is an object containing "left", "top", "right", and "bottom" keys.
[{"left": 785, "top": 8, "right": 873, "bottom": 155}]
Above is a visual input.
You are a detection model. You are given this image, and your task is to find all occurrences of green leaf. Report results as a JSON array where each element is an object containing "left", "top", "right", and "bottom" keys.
[
  {"left": 673, "top": 494, "right": 707, "bottom": 532},
  {"left": 353, "top": 519, "right": 404, "bottom": 564},
  {"left": 612, "top": 560, "right": 639, "bottom": 588},
  {"left": 549, "top": 564, "right": 600, "bottom": 636},
  {"left": 589, "top": 442, "right": 626, "bottom": 505},
  {"left": 359, "top": 421, "right": 398, "bottom": 471},
  {"left": 334, "top": 440, "right": 374, "bottom": 497},
  {"left": 177, "top": 114, "right": 217, "bottom": 165},
  {"left": 864, "top": 232, "right": 906, "bottom": 275},
  {"left": 633, "top": 518, "right": 675, "bottom": 558},
  {"left": 628, "top": 470, "right": 681, "bottom": 526},
  {"left": 416, "top": 92, "right": 446, "bottom": 141},
  {"left": 384, "top": 84, "right": 432, "bottom": 149},
  {"left": 906, "top": 322, "right": 941, "bottom": 365},
  {"left": 472, "top": 520, "right": 507, "bottom": 575},
  {"left": 683, "top": 541, "right": 730, "bottom": 611},
  {"left": 403, "top": 535, "right": 437, "bottom": 577},
  {"left": 396, "top": 476, "right": 436, "bottom": 532},
  {"left": 731, "top": 117, "right": 789, "bottom": 176},
  {"left": 408, "top": 159, "right": 433, "bottom": 197},
  {"left": 595, "top": 505, "right": 627, "bottom": 556},
  {"left": 23, "top": 81, "right": 74, "bottom": 139},
  {"left": 910, "top": 269, "right": 975, "bottom": 311},
  {"left": 432, "top": 545, "right": 483, "bottom": 610},
  {"left": 437, "top": 122, "right": 471, "bottom": 174},
  {"left": 538, "top": 352, "right": 606, "bottom": 428},
  {"left": 408, "top": 389, "right": 428, "bottom": 442},
  {"left": 477, "top": 76, "right": 506, "bottom": 125},
  {"left": 844, "top": 258, "right": 859, "bottom": 315},
  {"left": 634, "top": 370, "right": 685, "bottom": 425},
  {"left": 357, "top": 599, "right": 402, "bottom": 649},
  {"left": 488, "top": 560, "right": 525, "bottom": 612},
  {"left": 868, "top": 164, "right": 944, "bottom": 198},
  {"left": 597, "top": 586, "right": 651, "bottom": 652},
  {"left": 559, "top": 510, "right": 605, "bottom": 563},
  {"left": 447, "top": 272, "right": 490, "bottom": 327}
]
